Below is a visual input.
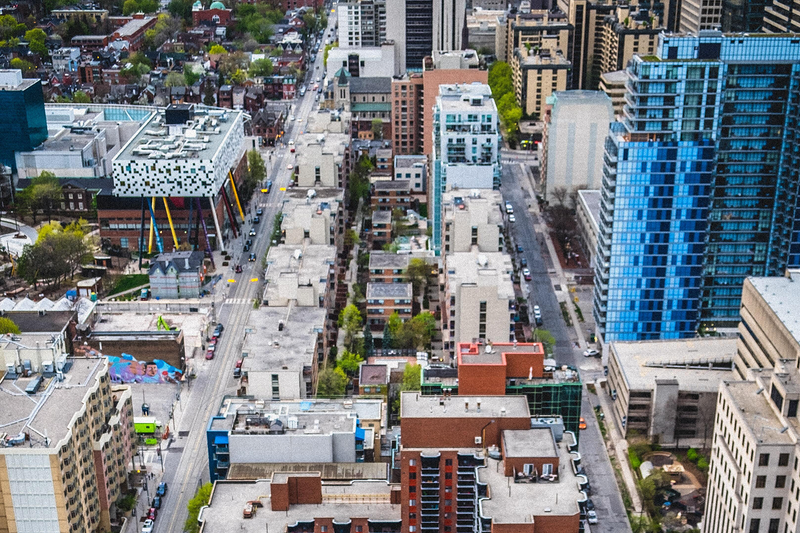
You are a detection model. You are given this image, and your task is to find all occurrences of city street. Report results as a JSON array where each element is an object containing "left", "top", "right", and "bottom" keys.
[
  {"left": 501, "top": 162, "right": 631, "bottom": 533},
  {"left": 150, "top": 15, "right": 335, "bottom": 533}
]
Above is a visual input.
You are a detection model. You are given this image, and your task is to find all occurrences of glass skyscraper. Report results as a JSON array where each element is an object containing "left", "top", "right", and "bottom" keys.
[
  {"left": 594, "top": 32, "right": 800, "bottom": 342},
  {"left": 0, "top": 71, "right": 47, "bottom": 172}
]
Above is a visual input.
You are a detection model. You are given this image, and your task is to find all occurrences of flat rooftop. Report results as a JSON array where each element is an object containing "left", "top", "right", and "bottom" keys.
[
  {"left": 372, "top": 210, "right": 392, "bottom": 224},
  {"left": 747, "top": 272, "right": 800, "bottom": 345},
  {"left": 437, "top": 83, "right": 495, "bottom": 111},
  {"left": 116, "top": 107, "right": 241, "bottom": 161},
  {"left": 503, "top": 428, "right": 558, "bottom": 458},
  {"left": 373, "top": 180, "right": 411, "bottom": 191},
  {"left": 401, "top": 392, "right": 529, "bottom": 419},
  {"left": 369, "top": 252, "right": 410, "bottom": 270},
  {"left": 262, "top": 243, "right": 335, "bottom": 303},
  {"left": 366, "top": 283, "right": 412, "bottom": 299},
  {"left": 600, "top": 69, "right": 629, "bottom": 84},
  {"left": 37, "top": 127, "right": 98, "bottom": 152},
  {"left": 217, "top": 408, "right": 358, "bottom": 436},
  {"left": 215, "top": 396, "right": 383, "bottom": 425},
  {"left": 241, "top": 306, "right": 326, "bottom": 372},
  {"left": 200, "top": 480, "right": 400, "bottom": 533},
  {"left": 578, "top": 190, "right": 601, "bottom": 232},
  {"left": 611, "top": 338, "right": 737, "bottom": 393},
  {"left": 0, "top": 357, "right": 107, "bottom": 449},
  {"left": 723, "top": 378, "right": 794, "bottom": 445},
  {"left": 227, "top": 462, "right": 388, "bottom": 481},
  {"left": 445, "top": 251, "right": 515, "bottom": 300},
  {"left": 443, "top": 189, "right": 504, "bottom": 226},
  {"left": 115, "top": 15, "right": 155, "bottom": 37},
  {"left": 480, "top": 433, "right": 583, "bottom": 520},
  {"left": 394, "top": 155, "right": 427, "bottom": 168}
]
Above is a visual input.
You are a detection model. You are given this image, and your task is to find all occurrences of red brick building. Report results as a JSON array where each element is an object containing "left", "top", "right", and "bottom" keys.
[
  {"left": 192, "top": 2, "right": 232, "bottom": 26},
  {"left": 456, "top": 341, "right": 546, "bottom": 396}
]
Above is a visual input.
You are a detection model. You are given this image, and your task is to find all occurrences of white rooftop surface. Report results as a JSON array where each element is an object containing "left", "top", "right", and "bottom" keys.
[
  {"left": 578, "top": 190, "right": 601, "bottom": 232},
  {"left": 611, "top": 338, "right": 737, "bottom": 392},
  {"left": 369, "top": 252, "right": 410, "bottom": 270},
  {"left": 262, "top": 244, "right": 335, "bottom": 302},
  {"left": 366, "top": 282, "right": 412, "bottom": 299},
  {"left": 217, "top": 396, "right": 384, "bottom": 423},
  {"left": 437, "top": 83, "right": 496, "bottom": 111},
  {"left": 446, "top": 251, "right": 515, "bottom": 300},
  {"left": 723, "top": 377, "right": 794, "bottom": 445},
  {"left": 0, "top": 357, "right": 108, "bottom": 449},
  {"left": 200, "top": 480, "right": 400, "bottom": 533},
  {"left": 401, "top": 392, "right": 529, "bottom": 419},
  {"left": 480, "top": 433, "right": 583, "bottom": 520},
  {"left": 747, "top": 271, "right": 800, "bottom": 345},
  {"left": 443, "top": 189, "right": 504, "bottom": 225},
  {"left": 241, "top": 305, "right": 326, "bottom": 372}
]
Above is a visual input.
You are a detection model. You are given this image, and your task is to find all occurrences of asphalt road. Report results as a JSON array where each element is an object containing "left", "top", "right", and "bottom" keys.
[
  {"left": 152, "top": 17, "right": 334, "bottom": 533},
  {"left": 501, "top": 162, "right": 631, "bottom": 533}
]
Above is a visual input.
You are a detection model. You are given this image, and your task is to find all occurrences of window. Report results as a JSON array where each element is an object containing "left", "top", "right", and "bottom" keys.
[
  {"left": 409, "top": 499, "right": 416, "bottom": 507},
  {"left": 777, "top": 476, "right": 787, "bottom": 488},
  {"left": 773, "top": 497, "right": 783, "bottom": 510},
  {"left": 749, "top": 518, "right": 760, "bottom": 533},
  {"left": 445, "top": 459, "right": 452, "bottom": 466},
  {"left": 760, "top": 454, "right": 771, "bottom": 466},
  {"left": 780, "top": 453, "right": 790, "bottom": 467},
  {"left": 756, "top": 475, "right": 767, "bottom": 488},
  {"left": 754, "top": 497, "right": 763, "bottom": 509},
  {"left": 768, "top": 518, "right": 779, "bottom": 533},
  {"left": 321, "top": 528, "right": 327, "bottom": 532},
  {"left": 356, "top": 527, "right": 362, "bottom": 532},
  {"left": 409, "top": 486, "right": 416, "bottom": 493},
  {"left": 119, "top": 237, "right": 129, "bottom": 248},
  {"left": 409, "top": 473, "right": 416, "bottom": 480},
  {"left": 409, "top": 459, "right": 416, "bottom": 466}
]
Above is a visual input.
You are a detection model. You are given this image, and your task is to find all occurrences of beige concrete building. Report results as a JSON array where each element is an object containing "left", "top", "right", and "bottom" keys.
[
  {"left": 679, "top": 0, "right": 723, "bottom": 32},
  {"left": 442, "top": 189, "right": 504, "bottom": 254},
  {"left": 510, "top": 47, "right": 571, "bottom": 119},
  {"left": 542, "top": 91, "right": 613, "bottom": 204},
  {"left": 467, "top": 9, "right": 505, "bottom": 54},
  {"left": 607, "top": 338, "right": 736, "bottom": 448},
  {"left": 443, "top": 251, "right": 515, "bottom": 357},
  {"left": 576, "top": 189, "right": 601, "bottom": 269},
  {"left": 735, "top": 271, "right": 800, "bottom": 379},
  {"left": 704, "top": 365, "right": 800, "bottom": 533},
  {"left": 497, "top": 10, "right": 572, "bottom": 63},
  {"left": 764, "top": 0, "right": 800, "bottom": 33},
  {"left": 0, "top": 358, "right": 134, "bottom": 533},
  {"left": 281, "top": 190, "right": 342, "bottom": 247},
  {"left": 599, "top": 70, "right": 628, "bottom": 117}
]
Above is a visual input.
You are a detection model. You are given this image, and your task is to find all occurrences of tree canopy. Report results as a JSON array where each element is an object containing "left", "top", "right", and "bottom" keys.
[
  {"left": 17, "top": 171, "right": 62, "bottom": 223},
  {"left": 249, "top": 57, "right": 273, "bottom": 77},
  {"left": 0, "top": 318, "right": 21, "bottom": 335},
  {"left": 487, "top": 61, "right": 522, "bottom": 136},
  {"left": 338, "top": 304, "right": 363, "bottom": 352},
  {"left": 122, "top": 0, "right": 158, "bottom": 15},
  {"left": 209, "top": 44, "right": 228, "bottom": 55},
  {"left": 316, "top": 367, "right": 347, "bottom": 398},
  {"left": 184, "top": 483, "right": 213, "bottom": 533}
]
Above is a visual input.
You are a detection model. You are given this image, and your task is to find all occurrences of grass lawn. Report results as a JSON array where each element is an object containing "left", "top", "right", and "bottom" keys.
[{"left": 107, "top": 274, "right": 149, "bottom": 296}]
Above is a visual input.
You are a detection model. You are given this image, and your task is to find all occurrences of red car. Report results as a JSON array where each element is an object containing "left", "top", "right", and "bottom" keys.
[
  {"left": 205, "top": 345, "right": 216, "bottom": 360},
  {"left": 147, "top": 507, "right": 157, "bottom": 520}
]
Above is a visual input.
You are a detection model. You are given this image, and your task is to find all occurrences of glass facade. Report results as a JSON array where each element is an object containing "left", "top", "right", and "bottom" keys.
[
  {"left": 0, "top": 80, "right": 47, "bottom": 170},
  {"left": 594, "top": 33, "right": 800, "bottom": 341}
]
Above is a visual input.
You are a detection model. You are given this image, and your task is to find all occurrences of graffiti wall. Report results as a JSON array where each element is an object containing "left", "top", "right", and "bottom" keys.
[{"left": 106, "top": 353, "right": 183, "bottom": 384}]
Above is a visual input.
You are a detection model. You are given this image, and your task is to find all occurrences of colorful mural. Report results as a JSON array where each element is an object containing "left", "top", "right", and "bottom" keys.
[{"left": 106, "top": 354, "right": 183, "bottom": 384}]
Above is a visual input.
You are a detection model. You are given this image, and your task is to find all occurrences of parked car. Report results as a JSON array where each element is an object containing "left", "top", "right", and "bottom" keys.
[
  {"left": 256, "top": 207, "right": 263, "bottom": 216},
  {"left": 579, "top": 417, "right": 587, "bottom": 430},
  {"left": 249, "top": 252, "right": 256, "bottom": 262},
  {"left": 142, "top": 519, "right": 155, "bottom": 533},
  {"left": 249, "top": 228, "right": 256, "bottom": 236},
  {"left": 253, "top": 216, "right": 260, "bottom": 224},
  {"left": 152, "top": 496, "right": 162, "bottom": 509},
  {"left": 157, "top": 482, "right": 167, "bottom": 496},
  {"left": 523, "top": 268, "right": 531, "bottom": 281},
  {"left": 533, "top": 305, "right": 542, "bottom": 326},
  {"left": 520, "top": 258, "right": 528, "bottom": 267},
  {"left": 243, "top": 243, "right": 250, "bottom": 252},
  {"left": 603, "top": 366, "right": 609, "bottom": 376},
  {"left": 287, "top": 164, "right": 294, "bottom": 170},
  {"left": 587, "top": 511, "right": 598, "bottom": 524},
  {"left": 505, "top": 202, "right": 513, "bottom": 214},
  {"left": 234, "top": 359, "right": 243, "bottom": 378},
  {"left": 509, "top": 214, "right": 516, "bottom": 223},
  {"left": 516, "top": 244, "right": 524, "bottom": 253},
  {"left": 586, "top": 499, "right": 595, "bottom": 511},
  {"left": 147, "top": 507, "right": 157, "bottom": 520},
  {"left": 205, "top": 346, "right": 216, "bottom": 360},
  {"left": 246, "top": 239, "right": 253, "bottom": 247},
  {"left": 583, "top": 349, "right": 600, "bottom": 358}
]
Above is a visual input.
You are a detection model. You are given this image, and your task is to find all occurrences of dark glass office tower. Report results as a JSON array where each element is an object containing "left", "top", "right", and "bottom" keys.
[
  {"left": 0, "top": 71, "right": 47, "bottom": 171},
  {"left": 721, "top": 0, "right": 770, "bottom": 31},
  {"left": 406, "top": 0, "right": 433, "bottom": 70},
  {"left": 594, "top": 32, "right": 800, "bottom": 342}
]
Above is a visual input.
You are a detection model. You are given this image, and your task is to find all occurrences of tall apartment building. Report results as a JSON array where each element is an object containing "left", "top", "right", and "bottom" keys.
[
  {"left": 431, "top": 83, "right": 501, "bottom": 254},
  {"left": 442, "top": 189, "right": 504, "bottom": 254},
  {"left": 338, "top": 0, "right": 387, "bottom": 47},
  {"left": 0, "top": 70, "right": 47, "bottom": 172},
  {"left": 442, "top": 251, "right": 515, "bottom": 357},
  {"left": 722, "top": 0, "right": 770, "bottom": 31},
  {"left": 405, "top": 0, "right": 433, "bottom": 70},
  {"left": 735, "top": 271, "right": 800, "bottom": 379},
  {"left": 542, "top": 91, "right": 614, "bottom": 203},
  {"left": 510, "top": 46, "right": 571, "bottom": 119},
  {"left": 392, "top": 75, "right": 424, "bottom": 155},
  {"left": 679, "top": 0, "right": 723, "bottom": 32},
  {"left": 495, "top": 9, "right": 572, "bottom": 63},
  {"left": 433, "top": 0, "right": 467, "bottom": 53},
  {"left": 0, "top": 358, "right": 135, "bottom": 533},
  {"left": 593, "top": 33, "right": 800, "bottom": 343},
  {"left": 763, "top": 0, "right": 800, "bottom": 32},
  {"left": 559, "top": 1, "right": 662, "bottom": 90},
  {"left": 399, "top": 393, "right": 586, "bottom": 533}
]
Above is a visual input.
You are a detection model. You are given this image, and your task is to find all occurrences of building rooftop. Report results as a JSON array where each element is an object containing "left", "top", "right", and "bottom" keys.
[
  {"left": 115, "top": 106, "right": 241, "bottom": 162},
  {"left": 611, "top": 338, "right": 737, "bottom": 393},
  {"left": 723, "top": 378, "right": 794, "bottom": 445},
  {"left": 359, "top": 364, "right": 388, "bottom": 386},
  {"left": 114, "top": 15, "right": 156, "bottom": 38},
  {"left": 214, "top": 397, "right": 384, "bottom": 428},
  {"left": 227, "top": 462, "right": 389, "bottom": 481},
  {"left": 37, "top": 127, "right": 98, "bottom": 152},
  {"left": 747, "top": 271, "right": 800, "bottom": 345},
  {"left": 373, "top": 180, "right": 411, "bottom": 191},
  {"left": 394, "top": 155, "right": 426, "bottom": 168},
  {"left": 149, "top": 250, "right": 204, "bottom": 274},
  {"left": 0, "top": 357, "right": 108, "bottom": 449},
  {"left": 372, "top": 210, "right": 392, "bottom": 224},
  {"left": 262, "top": 243, "right": 336, "bottom": 305},
  {"left": 458, "top": 341, "right": 546, "bottom": 366},
  {"left": 443, "top": 189, "right": 504, "bottom": 226},
  {"left": 445, "top": 251, "right": 515, "bottom": 300},
  {"left": 240, "top": 305, "right": 326, "bottom": 372},
  {"left": 199, "top": 479, "right": 400, "bottom": 533},
  {"left": 366, "top": 283, "right": 412, "bottom": 299},
  {"left": 517, "top": 49, "right": 571, "bottom": 67},
  {"left": 600, "top": 69, "right": 629, "bottom": 84},
  {"left": 437, "top": 83, "right": 496, "bottom": 112},
  {"left": 400, "top": 392, "right": 529, "bottom": 419},
  {"left": 479, "top": 432, "right": 583, "bottom": 520},
  {"left": 503, "top": 428, "right": 558, "bottom": 458},
  {"left": 578, "top": 189, "right": 601, "bottom": 233},
  {"left": 349, "top": 77, "right": 392, "bottom": 94},
  {"left": 368, "top": 252, "right": 410, "bottom": 270}
]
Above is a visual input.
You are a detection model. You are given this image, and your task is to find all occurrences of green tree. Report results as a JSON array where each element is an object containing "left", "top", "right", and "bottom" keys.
[
  {"left": 0, "top": 317, "right": 21, "bottom": 335},
  {"left": 10, "top": 57, "right": 35, "bottom": 76},
  {"left": 371, "top": 118, "right": 383, "bottom": 140},
  {"left": 20, "top": 171, "right": 62, "bottom": 223},
  {"left": 383, "top": 312, "right": 404, "bottom": 349},
  {"left": 316, "top": 367, "right": 347, "bottom": 397},
  {"left": 167, "top": 0, "right": 193, "bottom": 22},
  {"left": 532, "top": 328, "right": 555, "bottom": 354},
  {"left": 184, "top": 64, "right": 201, "bottom": 86},
  {"left": 0, "top": 15, "right": 25, "bottom": 41},
  {"left": 401, "top": 363, "right": 421, "bottom": 391},
  {"left": 165, "top": 72, "right": 186, "bottom": 87},
  {"left": 247, "top": 149, "right": 266, "bottom": 189},
  {"left": 336, "top": 349, "right": 363, "bottom": 376},
  {"left": 338, "top": 304, "right": 363, "bottom": 351},
  {"left": 203, "top": 83, "right": 216, "bottom": 106},
  {"left": 230, "top": 68, "right": 247, "bottom": 85},
  {"left": 249, "top": 57, "right": 273, "bottom": 77},
  {"left": 209, "top": 43, "right": 227, "bottom": 54},
  {"left": 405, "top": 258, "right": 429, "bottom": 298},
  {"left": 122, "top": 0, "right": 139, "bottom": 14},
  {"left": 402, "top": 312, "right": 437, "bottom": 350},
  {"left": 488, "top": 61, "right": 513, "bottom": 100},
  {"left": 218, "top": 51, "right": 249, "bottom": 78},
  {"left": 24, "top": 28, "right": 49, "bottom": 57},
  {"left": 323, "top": 42, "right": 335, "bottom": 67},
  {"left": 73, "top": 90, "right": 91, "bottom": 103},
  {"left": 184, "top": 482, "right": 213, "bottom": 533}
]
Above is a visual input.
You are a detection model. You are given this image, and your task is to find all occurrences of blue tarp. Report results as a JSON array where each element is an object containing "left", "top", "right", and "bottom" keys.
[
  {"left": 300, "top": 401, "right": 313, "bottom": 411},
  {"left": 214, "top": 435, "right": 229, "bottom": 445},
  {"left": 355, "top": 426, "right": 366, "bottom": 441}
]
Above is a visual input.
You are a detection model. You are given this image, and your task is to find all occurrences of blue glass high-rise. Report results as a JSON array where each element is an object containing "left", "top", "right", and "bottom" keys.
[
  {"left": 594, "top": 32, "right": 800, "bottom": 342},
  {"left": 0, "top": 71, "right": 47, "bottom": 171}
]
